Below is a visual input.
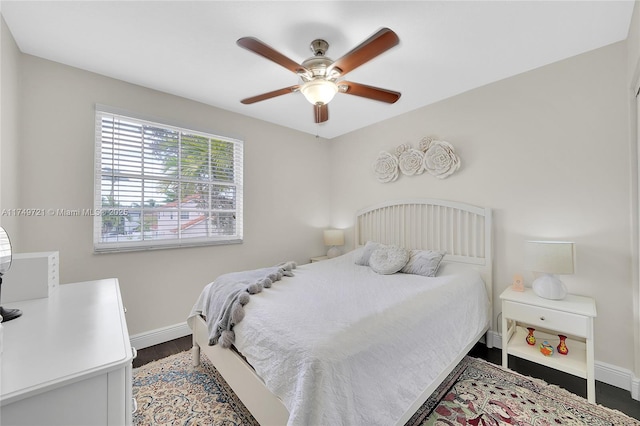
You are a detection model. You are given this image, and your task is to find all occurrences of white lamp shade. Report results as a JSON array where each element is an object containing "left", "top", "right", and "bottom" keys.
[
  {"left": 524, "top": 241, "right": 575, "bottom": 275},
  {"left": 301, "top": 80, "right": 338, "bottom": 105},
  {"left": 323, "top": 229, "right": 345, "bottom": 247}
]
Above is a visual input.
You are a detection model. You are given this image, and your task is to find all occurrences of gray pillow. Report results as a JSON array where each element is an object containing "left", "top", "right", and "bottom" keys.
[
  {"left": 401, "top": 249, "right": 446, "bottom": 277},
  {"left": 369, "top": 245, "right": 410, "bottom": 275},
  {"left": 355, "top": 241, "right": 383, "bottom": 266}
]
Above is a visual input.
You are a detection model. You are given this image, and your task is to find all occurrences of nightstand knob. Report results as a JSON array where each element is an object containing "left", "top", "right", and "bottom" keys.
[{"left": 540, "top": 316, "right": 545, "bottom": 321}]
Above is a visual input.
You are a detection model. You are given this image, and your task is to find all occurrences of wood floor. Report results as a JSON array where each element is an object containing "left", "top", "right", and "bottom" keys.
[{"left": 135, "top": 335, "right": 640, "bottom": 421}]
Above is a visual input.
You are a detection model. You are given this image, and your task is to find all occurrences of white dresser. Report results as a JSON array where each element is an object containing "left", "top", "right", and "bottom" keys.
[{"left": 0, "top": 278, "right": 134, "bottom": 426}]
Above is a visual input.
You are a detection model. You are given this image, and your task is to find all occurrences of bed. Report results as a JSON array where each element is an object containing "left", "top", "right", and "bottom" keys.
[{"left": 188, "top": 198, "right": 493, "bottom": 425}]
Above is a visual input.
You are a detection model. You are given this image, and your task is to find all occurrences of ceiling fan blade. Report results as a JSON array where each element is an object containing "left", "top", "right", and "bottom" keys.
[
  {"left": 314, "top": 104, "right": 328, "bottom": 123},
  {"left": 237, "top": 37, "right": 307, "bottom": 75},
  {"left": 241, "top": 85, "right": 300, "bottom": 104},
  {"left": 329, "top": 28, "right": 399, "bottom": 76},
  {"left": 340, "top": 81, "right": 401, "bottom": 104}
]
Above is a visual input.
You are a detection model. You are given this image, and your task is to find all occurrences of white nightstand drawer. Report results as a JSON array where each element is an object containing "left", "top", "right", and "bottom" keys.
[{"left": 503, "top": 300, "right": 589, "bottom": 337}]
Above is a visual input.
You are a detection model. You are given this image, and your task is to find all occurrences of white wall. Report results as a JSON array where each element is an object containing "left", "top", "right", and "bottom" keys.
[
  {"left": 12, "top": 53, "right": 332, "bottom": 335},
  {"left": 627, "top": 0, "right": 640, "bottom": 379},
  {"left": 330, "top": 41, "right": 633, "bottom": 371},
  {"left": 629, "top": 2, "right": 640, "bottom": 82},
  {"left": 0, "top": 16, "right": 21, "bottom": 241}
]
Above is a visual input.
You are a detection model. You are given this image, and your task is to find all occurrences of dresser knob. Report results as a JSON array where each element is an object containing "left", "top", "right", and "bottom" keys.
[{"left": 540, "top": 316, "right": 545, "bottom": 321}]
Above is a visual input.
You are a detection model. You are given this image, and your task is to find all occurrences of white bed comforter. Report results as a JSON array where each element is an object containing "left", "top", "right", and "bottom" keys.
[{"left": 231, "top": 251, "right": 490, "bottom": 426}]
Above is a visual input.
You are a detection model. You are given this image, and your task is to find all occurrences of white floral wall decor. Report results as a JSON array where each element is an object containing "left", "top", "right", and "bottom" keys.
[
  {"left": 373, "top": 137, "right": 461, "bottom": 183},
  {"left": 372, "top": 151, "right": 399, "bottom": 183}
]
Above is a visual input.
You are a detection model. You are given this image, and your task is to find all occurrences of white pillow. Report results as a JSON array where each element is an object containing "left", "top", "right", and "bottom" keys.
[
  {"left": 369, "top": 245, "right": 410, "bottom": 275},
  {"left": 401, "top": 249, "right": 446, "bottom": 277},
  {"left": 355, "top": 241, "right": 383, "bottom": 266}
]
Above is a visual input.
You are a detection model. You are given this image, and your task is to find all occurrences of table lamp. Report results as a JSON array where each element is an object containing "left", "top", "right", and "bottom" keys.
[
  {"left": 323, "top": 229, "right": 345, "bottom": 259},
  {"left": 524, "top": 240, "right": 575, "bottom": 300}
]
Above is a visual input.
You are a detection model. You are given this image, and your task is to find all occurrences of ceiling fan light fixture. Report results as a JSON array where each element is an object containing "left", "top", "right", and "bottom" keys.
[
  {"left": 237, "top": 28, "right": 401, "bottom": 121},
  {"left": 300, "top": 79, "right": 338, "bottom": 105}
]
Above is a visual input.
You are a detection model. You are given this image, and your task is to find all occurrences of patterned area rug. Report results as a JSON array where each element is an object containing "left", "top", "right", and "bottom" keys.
[
  {"left": 133, "top": 350, "right": 259, "bottom": 426},
  {"left": 407, "top": 356, "right": 638, "bottom": 426},
  {"left": 133, "top": 351, "right": 638, "bottom": 426}
]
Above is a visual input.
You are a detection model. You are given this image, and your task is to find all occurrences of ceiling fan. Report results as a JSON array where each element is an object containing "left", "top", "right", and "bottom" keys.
[{"left": 237, "top": 28, "right": 401, "bottom": 124}]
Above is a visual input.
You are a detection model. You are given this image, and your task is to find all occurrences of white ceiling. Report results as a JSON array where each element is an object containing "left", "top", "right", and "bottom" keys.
[{"left": 1, "top": 1, "right": 635, "bottom": 139}]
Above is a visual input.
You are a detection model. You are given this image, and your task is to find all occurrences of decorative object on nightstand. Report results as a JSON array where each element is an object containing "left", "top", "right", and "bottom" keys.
[
  {"left": 0, "top": 227, "right": 21, "bottom": 323},
  {"left": 557, "top": 334, "right": 569, "bottom": 355},
  {"left": 539, "top": 341, "right": 554, "bottom": 356},
  {"left": 524, "top": 240, "right": 575, "bottom": 300},
  {"left": 526, "top": 327, "right": 536, "bottom": 345},
  {"left": 512, "top": 274, "right": 524, "bottom": 292},
  {"left": 323, "top": 229, "right": 345, "bottom": 259}
]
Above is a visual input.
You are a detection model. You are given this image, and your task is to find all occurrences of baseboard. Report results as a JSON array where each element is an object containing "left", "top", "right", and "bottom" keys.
[
  {"left": 595, "top": 360, "right": 638, "bottom": 396},
  {"left": 488, "top": 330, "right": 501, "bottom": 349},
  {"left": 489, "top": 330, "right": 640, "bottom": 401},
  {"left": 129, "top": 322, "right": 191, "bottom": 350}
]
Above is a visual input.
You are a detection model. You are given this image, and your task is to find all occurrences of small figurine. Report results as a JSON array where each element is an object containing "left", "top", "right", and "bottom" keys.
[
  {"left": 512, "top": 274, "right": 524, "bottom": 292},
  {"left": 540, "top": 341, "right": 554, "bottom": 356},
  {"left": 526, "top": 327, "right": 536, "bottom": 345},
  {"left": 557, "top": 335, "right": 569, "bottom": 355}
]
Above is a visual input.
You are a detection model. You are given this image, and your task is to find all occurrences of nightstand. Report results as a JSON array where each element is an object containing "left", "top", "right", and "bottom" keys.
[
  {"left": 310, "top": 255, "right": 328, "bottom": 263},
  {"left": 500, "top": 287, "right": 597, "bottom": 403}
]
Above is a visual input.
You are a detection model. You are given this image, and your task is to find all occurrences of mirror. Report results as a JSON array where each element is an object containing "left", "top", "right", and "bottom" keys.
[{"left": 0, "top": 226, "right": 21, "bottom": 322}]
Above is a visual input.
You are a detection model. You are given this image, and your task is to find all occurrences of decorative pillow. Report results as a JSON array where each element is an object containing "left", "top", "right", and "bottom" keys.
[
  {"left": 369, "top": 245, "right": 410, "bottom": 275},
  {"left": 401, "top": 249, "right": 446, "bottom": 277},
  {"left": 355, "top": 241, "right": 383, "bottom": 266}
]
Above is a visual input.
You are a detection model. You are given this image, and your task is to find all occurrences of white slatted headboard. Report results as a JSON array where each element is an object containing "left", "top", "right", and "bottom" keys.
[{"left": 355, "top": 199, "right": 493, "bottom": 320}]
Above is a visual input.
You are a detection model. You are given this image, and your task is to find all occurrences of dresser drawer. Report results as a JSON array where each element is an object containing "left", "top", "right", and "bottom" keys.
[{"left": 502, "top": 300, "right": 589, "bottom": 337}]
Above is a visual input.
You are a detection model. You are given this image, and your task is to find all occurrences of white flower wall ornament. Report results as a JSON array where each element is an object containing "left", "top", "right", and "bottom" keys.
[
  {"left": 395, "top": 143, "right": 411, "bottom": 156},
  {"left": 398, "top": 148, "right": 425, "bottom": 176},
  {"left": 418, "top": 137, "right": 433, "bottom": 151},
  {"left": 372, "top": 136, "right": 461, "bottom": 183},
  {"left": 373, "top": 151, "right": 400, "bottom": 183},
  {"left": 422, "top": 139, "right": 461, "bottom": 179}
]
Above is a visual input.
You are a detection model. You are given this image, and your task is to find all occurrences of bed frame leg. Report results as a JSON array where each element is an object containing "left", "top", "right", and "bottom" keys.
[{"left": 192, "top": 341, "right": 201, "bottom": 367}]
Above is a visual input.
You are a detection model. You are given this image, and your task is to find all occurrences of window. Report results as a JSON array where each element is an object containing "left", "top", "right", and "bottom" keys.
[{"left": 94, "top": 108, "right": 243, "bottom": 252}]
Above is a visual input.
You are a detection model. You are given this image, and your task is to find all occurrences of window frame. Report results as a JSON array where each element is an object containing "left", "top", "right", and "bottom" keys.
[{"left": 94, "top": 106, "right": 243, "bottom": 253}]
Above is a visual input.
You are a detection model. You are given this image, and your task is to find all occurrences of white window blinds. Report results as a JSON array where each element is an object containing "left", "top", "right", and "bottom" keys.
[{"left": 94, "top": 108, "right": 243, "bottom": 252}]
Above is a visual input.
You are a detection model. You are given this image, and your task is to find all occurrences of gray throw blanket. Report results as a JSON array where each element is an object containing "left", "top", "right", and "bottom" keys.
[{"left": 190, "top": 261, "right": 296, "bottom": 348}]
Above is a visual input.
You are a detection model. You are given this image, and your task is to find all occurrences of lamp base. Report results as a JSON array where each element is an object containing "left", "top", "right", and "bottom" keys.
[
  {"left": 532, "top": 274, "right": 567, "bottom": 300},
  {"left": 0, "top": 306, "right": 22, "bottom": 322},
  {"left": 327, "top": 246, "right": 341, "bottom": 259}
]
